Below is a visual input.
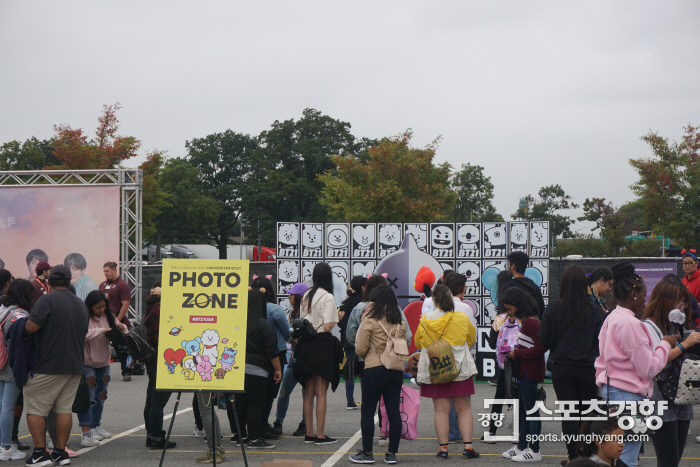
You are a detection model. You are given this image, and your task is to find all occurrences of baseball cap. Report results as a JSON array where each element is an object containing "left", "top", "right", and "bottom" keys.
[
  {"left": 49, "top": 264, "right": 72, "bottom": 281},
  {"left": 283, "top": 283, "right": 309, "bottom": 295},
  {"left": 36, "top": 261, "right": 52, "bottom": 273}
]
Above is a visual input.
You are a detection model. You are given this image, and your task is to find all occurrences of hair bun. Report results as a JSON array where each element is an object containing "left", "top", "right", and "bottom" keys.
[{"left": 612, "top": 260, "right": 636, "bottom": 281}]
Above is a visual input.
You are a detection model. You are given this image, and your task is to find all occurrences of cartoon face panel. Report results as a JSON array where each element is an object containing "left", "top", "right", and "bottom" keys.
[
  {"left": 378, "top": 224, "right": 402, "bottom": 258},
  {"left": 277, "top": 222, "right": 299, "bottom": 257},
  {"left": 301, "top": 223, "right": 324, "bottom": 258},
  {"left": 456, "top": 223, "right": 481, "bottom": 258},
  {"left": 457, "top": 260, "right": 482, "bottom": 296},
  {"left": 461, "top": 297, "right": 481, "bottom": 322},
  {"left": 328, "top": 260, "right": 350, "bottom": 285},
  {"left": 404, "top": 224, "right": 428, "bottom": 252},
  {"left": 530, "top": 222, "right": 550, "bottom": 257},
  {"left": 483, "top": 223, "right": 507, "bottom": 258},
  {"left": 301, "top": 260, "right": 321, "bottom": 283},
  {"left": 429, "top": 223, "right": 454, "bottom": 258},
  {"left": 481, "top": 299, "right": 498, "bottom": 327},
  {"left": 277, "top": 259, "right": 300, "bottom": 294},
  {"left": 529, "top": 260, "right": 549, "bottom": 297},
  {"left": 352, "top": 261, "right": 376, "bottom": 278},
  {"left": 325, "top": 223, "right": 350, "bottom": 258},
  {"left": 509, "top": 222, "right": 528, "bottom": 253},
  {"left": 438, "top": 260, "right": 454, "bottom": 272},
  {"left": 481, "top": 260, "right": 507, "bottom": 297},
  {"left": 278, "top": 297, "right": 292, "bottom": 318},
  {"left": 352, "top": 224, "right": 376, "bottom": 258}
]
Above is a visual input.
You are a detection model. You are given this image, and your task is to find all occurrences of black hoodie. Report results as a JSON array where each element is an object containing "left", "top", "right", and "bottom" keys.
[{"left": 501, "top": 277, "right": 546, "bottom": 318}]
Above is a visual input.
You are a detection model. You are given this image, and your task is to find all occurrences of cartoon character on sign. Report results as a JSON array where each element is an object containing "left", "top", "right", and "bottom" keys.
[
  {"left": 181, "top": 355, "right": 196, "bottom": 380},
  {"left": 327, "top": 227, "right": 348, "bottom": 248},
  {"left": 353, "top": 225, "right": 375, "bottom": 255},
  {"left": 374, "top": 234, "right": 444, "bottom": 309},
  {"left": 431, "top": 225, "right": 453, "bottom": 251},
  {"left": 484, "top": 224, "right": 506, "bottom": 251},
  {"left": 163, "top": 348, "right": 186, "bottom": 374},
  {"left": 215, "top": 368, "right": 226, "bottom": 379},
  {"left": 195, "top": 355, "right": 213, "bottom": 381},
  {"left": 457, "top": 261, "right": 480, "bottom": 292},
  {"left": 457, "top": 224, "right": 480, "bottom": 255},
  {"left": 201, "top": 330, "right": 220, "bottom": 367},
  {"left": 530, "top": 222, "right": 549, "bottom": 257},
  {"left": 378, "top": 224, "right": 401, "bottom": 257},
  {"left": 302, "top": 224, "right": 323, "bottom": 257},
  {"left": 510, "top": 223, "right": 528, "bottom": 252},
  {"left": 278, "top": 260, "right": 299, "bottom": 293},
  {"left": 219, "top": 347, "right": 237, "bottom": 371},
  {"left": 405, "top": 224, "right": 428, "bottom": 251},
  {"left": 181, "top": 337, "right": 202, "bottom": 356},
  {"left": 278, "top": 223, "right": 298, "bottom": 245}
]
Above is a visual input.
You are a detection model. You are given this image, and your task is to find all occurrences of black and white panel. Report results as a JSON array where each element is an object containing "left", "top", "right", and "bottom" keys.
[
  {"left": 529, "top": 259, "right": 549, "bottom": 297},
  {"left": 429, "top": 223, "right": 455, "bottom": 258},
  {"left": 438, "top": 260, "right": 455, "bottom": 273},
  {"left": 278, "top": 297, "right": 293, "bottom": 319},
  {"left": 351, "top": 260, "right": 376, "bottom": 278},
  {"left": 509, "top": 221, "right": 529, "bottom": 253},
  {"left": 481, "top": 298, "right": 498, "bottom": 327},
  {"left": 456, "top": 260, "right": 482, "bottom": 296},
  {"left": 456, "top": 223, "right": 481, "bottom": 258},
  {"left": 482, "top": 260, "right": 507, "bottom": 296},
  {"left": 277, "top": 259, "right": 300, "bottom": 294},
  {"left": 529, "top": 222, "right": 550, "bottom": 258},
  {"left": 324, "top": 223, "right": 350, "bottom": 258},
  {"left": 377, "top": 223, "right": 403, "bottom": 258},
  {"left": 482, "top": 222, "right": 507, "bottom": 258},
  {"left": 351, "top": 224, "right": 376, "bottom": 258},
  {"left": 461, "top": 297, "right": 481, "bottom": 323},
  {"left": 403, "top": 223, "right": 429, "bottom": 252},
  {"left": 300, "top": 223, "right": 324, "bottom": 258},
  {"left": 301, "top": 260, "right": 321, "bottom": 283},
  {"left": 276, "top": 222, "right": 300, "bottom": 258}
]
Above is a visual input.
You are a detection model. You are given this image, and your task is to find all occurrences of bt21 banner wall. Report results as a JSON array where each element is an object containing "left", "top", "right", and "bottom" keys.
[
  {"left": 157, "top": 259, "right": 249, "bottom": 392},
  {"left": 276, "top": 222, "right": 550, "bottom": 381},
  {"left": 0, "top": 186, "right": 120, "bottom": 301}
]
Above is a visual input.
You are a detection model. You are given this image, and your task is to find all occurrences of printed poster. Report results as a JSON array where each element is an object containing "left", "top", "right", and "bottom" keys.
[{"left": 157, "top": 259, "right": 249, "bottom": 392}]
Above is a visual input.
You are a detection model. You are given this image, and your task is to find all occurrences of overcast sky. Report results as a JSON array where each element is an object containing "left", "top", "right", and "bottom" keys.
[{"left": 2, "top": 1, "right": 698, "bottom": 234}]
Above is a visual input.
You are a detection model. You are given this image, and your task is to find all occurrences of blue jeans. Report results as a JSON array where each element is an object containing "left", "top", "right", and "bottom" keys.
[
  {"left": 0, "top": 381, "right": 20, "bottom": 447},
  {"left": 602, "top": 385, "right": 644, "bottom": 467},
  {"left": 275, "top": 356, "right": 305, "bottom": 426},
  {"left": 77, "top": 365, "right": 110, "bottom": 429},
  {"left": 345, "top": 350, "right": 356, "bottom": 404},
  {"left": 448, "top": 401, "right": 460, "bottom": 441},
  {"left": 518, "top": 374, "right": 541, "bottom": 453}
]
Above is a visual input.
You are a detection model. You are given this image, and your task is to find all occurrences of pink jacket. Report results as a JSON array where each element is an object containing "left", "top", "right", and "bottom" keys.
[
  {"left": 594, "top": 306, "right": 670, "bottom": 397},
  {"left": 85, "top": 314, "right": 127, "bottom": 368}
]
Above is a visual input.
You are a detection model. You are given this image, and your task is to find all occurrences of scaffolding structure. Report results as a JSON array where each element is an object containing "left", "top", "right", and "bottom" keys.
[{"left": 0, "top": 169, "right": 143, "bottom": 320}]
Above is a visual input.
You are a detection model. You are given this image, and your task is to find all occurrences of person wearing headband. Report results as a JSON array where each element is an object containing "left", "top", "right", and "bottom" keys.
[{"left": 681, "top": 249, "right": 700, "bottom": 309}]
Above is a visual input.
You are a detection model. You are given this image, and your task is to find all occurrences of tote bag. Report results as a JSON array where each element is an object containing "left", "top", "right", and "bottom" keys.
[{"left": 379, "top": 385, "right": 420, "bottom": 440}]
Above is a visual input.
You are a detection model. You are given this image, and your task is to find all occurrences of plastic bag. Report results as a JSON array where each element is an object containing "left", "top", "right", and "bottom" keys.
[
  {"left": 503, "top": 358, "right": 520, "bottom": 400},
  {"left": 380, "top": 385, "right": 420, "bottom": 441}
]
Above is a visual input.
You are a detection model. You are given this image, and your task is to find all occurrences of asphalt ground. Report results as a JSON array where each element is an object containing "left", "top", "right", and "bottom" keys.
[{"left": 15, "top": 363, "right": 700, "bottom": 466}]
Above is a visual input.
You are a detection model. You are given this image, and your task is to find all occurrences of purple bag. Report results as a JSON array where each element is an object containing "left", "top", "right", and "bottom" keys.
[{"left": 496, "top": 318, "right": 521, "bottom": 369}]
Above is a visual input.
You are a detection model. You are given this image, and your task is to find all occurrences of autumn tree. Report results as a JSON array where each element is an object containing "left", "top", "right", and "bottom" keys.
[
  {"left": 512, "top": 184, "right": 579, "bottom": 238},
  {"left": 0, "top": 137, "right": 58, "bottom": 170},
  {"left": 577, "top": 198, "right": 627, "bottom": 256},
  {"left": 139, "top": 150, "right": 170, "bottom": 243},
  {"left": 629, "top": 124, "right": 700, "bottom": 248},
  {"left": 318, "top": 130, "right": 456, "bottom": 222},
  {"left": 451, "top": 163, "right": 497, "bottom": 222},
  {"left": 51, "top": 103, "right": 140, "bottom": 169}
]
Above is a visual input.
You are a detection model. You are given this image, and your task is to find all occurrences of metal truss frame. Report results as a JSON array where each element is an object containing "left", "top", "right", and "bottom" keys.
[{"left": 0, "top": 169, "right": 143, "bottom": 320}]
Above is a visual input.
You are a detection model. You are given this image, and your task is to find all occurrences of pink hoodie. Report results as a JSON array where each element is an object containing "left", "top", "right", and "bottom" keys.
[
  {"left": 85, "top": 314, "right": 128, "bottom": 368},
  {"left": 594, "top": 306, "right": 670, "bottom": 397}
]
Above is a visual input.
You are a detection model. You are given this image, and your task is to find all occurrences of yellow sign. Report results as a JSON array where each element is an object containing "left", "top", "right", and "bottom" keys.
[{"left": 156, "top": 259, "right": 249, "bottom": 392}]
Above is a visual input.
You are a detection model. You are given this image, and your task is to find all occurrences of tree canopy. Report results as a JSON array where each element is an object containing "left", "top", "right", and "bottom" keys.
[
  {"left": 451, "top": 163, "right": 498, "bottom": 222},
  {"left": 512, "top": 184, "right": 579, "bottom": 238}
]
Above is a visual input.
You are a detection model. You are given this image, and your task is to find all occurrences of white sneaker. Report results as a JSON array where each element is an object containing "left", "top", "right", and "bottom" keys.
[
  {"left": 194, "top": 427, "right": 206, "bottom": 438},
  {"left": 93, "top": 427, "right": 112, "bottom": 439},
  {"left": 80, "top": 432, "right": 100, "bottom": 447},
  {"left": 511, "top": 448, "right": 542, "bottom": 462},
  {"left": 89, "top": 429, "right": 103, "bottom": 441},
  {"left": 503, "top": 445, "right": 524, "bottom": 458},
  {"left": 0, "top": 445, "right": 26, "bottom": 461},
  {"left": 696, "top": 435, "right": 700, "bottom": 443},
  {"left": 378, "top": 436, "right": 389, "bottom": 446}
]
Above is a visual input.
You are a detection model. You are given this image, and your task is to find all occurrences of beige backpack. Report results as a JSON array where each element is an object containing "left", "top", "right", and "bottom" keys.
[{"left": 372, "top": 320, "right": 409, "bottom": 371}]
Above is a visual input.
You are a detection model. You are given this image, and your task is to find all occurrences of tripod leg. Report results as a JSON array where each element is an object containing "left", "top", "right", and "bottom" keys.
[
  {"left": 158, "top": 391, "right": 181, "bottom": 467},
  {"left": 212, "top": 396, "right": 216, "bottom": 467},
  {"left": 230, "top": 393, "right": 249, "bottom": 467}
]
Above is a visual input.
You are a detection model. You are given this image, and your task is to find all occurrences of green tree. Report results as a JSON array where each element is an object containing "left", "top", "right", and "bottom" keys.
[
  {"left": 451, "top": 163, "right": 496, "bottom": 222},
  {"left": 512, "top": 184, "right": 580, "bottom": 238},
  {"left": 577, "top": 198, "right": 627, "bottom": 256},
  {"left": 185, "top": 130, "right": 257, "bottom": 258},
  {"left": 621, "top": 238, "right": 662, "bottom": 257},
  {"left": 0, "top": 137, "right": 58, "bottom": 170},
  {"left": 139, "top": 150, "right": 171, "bottom": 242},
  {"left": 245, "top": 108, "right": 372, "bottom": 244},
  {"left": 629, "top": 124, "right": 700, "bottom": 248},
  {"left": 318, "top": 130, "right": 456, "bottom": 222}
]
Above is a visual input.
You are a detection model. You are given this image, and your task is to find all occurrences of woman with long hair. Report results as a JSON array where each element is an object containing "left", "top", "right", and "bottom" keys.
[
  {"left": 339, "top": 275, "right": 367, "bottom": 410},
  {"left": 540, "top": 265, "right": 606, "bottom": 463},
  {"left": 594, "top": 260, "right": 677, "bottom": 467},
  {"left": 272, "top": 283, "right": 309, "bottom": 436},
  {"left": 0, "top": 279, "right": 32, "bottom": 461},
  {"left": 233, "top": 289, "right": 283, "bottom": 450},
  {"left": 293, "top": 263, "right": 343, "bottom": 445},
  {"left": 415, "top": 284, "right": 478, "bottom": 460},
  {"left": 588, "top": 267, "right": 613, "bottom": 312},
  {"left": 251, "top": 276, "right": 291, "bottom": 439},
  {"left": 77, "top": 290, "right": 127, "bottom": 447},
  {"left": 350, "top": 285, "right": 407, "bottom": 464},
  {"left": 640, "top": 274, "right": 700, "bottom": 467}
]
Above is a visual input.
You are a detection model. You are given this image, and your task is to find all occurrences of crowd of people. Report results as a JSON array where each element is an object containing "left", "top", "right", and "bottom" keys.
[{"left": 1, "top": 250, "right": 700, "bottom": 466}]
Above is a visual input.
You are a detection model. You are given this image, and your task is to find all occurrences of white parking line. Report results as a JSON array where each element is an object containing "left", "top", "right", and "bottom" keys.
[
  {"left": 321, "top": 414, "right": 378, "bottom": 467},
  {"left": 76, "top": 407, "right": 193, "bottom": 455}
]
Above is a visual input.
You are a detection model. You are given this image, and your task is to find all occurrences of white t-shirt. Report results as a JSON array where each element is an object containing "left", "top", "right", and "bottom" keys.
[
  {"left": 454, "top": 297, "right": 477, "bottom": 355},
  {"left": 301, "top": 288, "right": 337, "bottom": 331}
]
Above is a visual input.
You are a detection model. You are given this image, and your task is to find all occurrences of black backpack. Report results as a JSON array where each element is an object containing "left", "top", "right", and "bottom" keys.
[{"left": 123, "top": 323, "right": 156, "bottom": 364}]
